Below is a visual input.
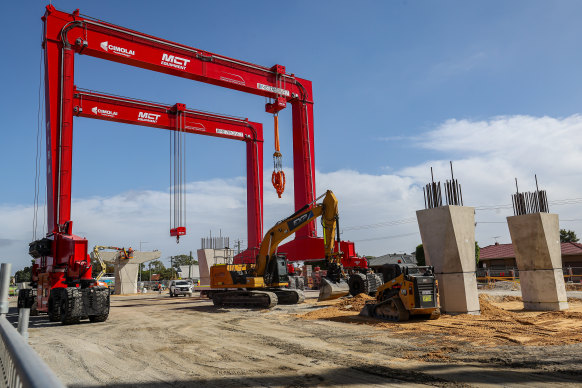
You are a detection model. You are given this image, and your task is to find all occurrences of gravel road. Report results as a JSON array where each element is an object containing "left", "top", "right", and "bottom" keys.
[{"left": 12, "top": 290, "right": 582, "bottom": 387}]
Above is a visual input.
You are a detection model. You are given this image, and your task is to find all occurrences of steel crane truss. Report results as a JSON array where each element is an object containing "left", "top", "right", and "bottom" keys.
[{"left": 73, "top": 87, "right": 264, "bottom": 250}]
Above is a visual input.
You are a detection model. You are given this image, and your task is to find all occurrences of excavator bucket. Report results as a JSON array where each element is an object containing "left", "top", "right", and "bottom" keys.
[{"left": 318, "top": 278, "right": 350, "bottom": 301}]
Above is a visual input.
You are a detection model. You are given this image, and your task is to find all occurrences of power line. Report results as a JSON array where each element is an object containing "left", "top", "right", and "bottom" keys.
[
  {"left": 343, "top": 217, "right": 416, "bottom": 231},
  {"left": 353, "top": 232, "right": 418, "bottom": 243},
  {"left": 341, "top": 196, "right": 582, "bottom": 231}
]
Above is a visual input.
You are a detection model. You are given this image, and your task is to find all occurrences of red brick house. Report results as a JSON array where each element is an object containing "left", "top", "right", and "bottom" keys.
[{"left": 480, "top": 242, "right": 582, "bottom": 271}]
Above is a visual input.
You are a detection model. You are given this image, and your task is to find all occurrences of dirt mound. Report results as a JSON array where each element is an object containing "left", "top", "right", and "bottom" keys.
[
  {"left": 351, "top": 293, "right": 375, "bottom": 300},
  {"left": 296, "top": 294, "right": 582, "bottom": 347},
  {"left": 298, "top": 294, "right": 375, "bottom": 318},
  {"left": 500, "top": 295, "right": 522, "bottom": 302},
  {"left": 298, "top": 306, "right": 353, "bottom": 320},
  {"left": 336, "top": 294, "right": 375, "bottom": 312},
  {"left": 537, "top": 310, "right": 582, "bottom": 320},
  {"left": 479, "top": 294, "right": 518, "bottom": 318},
  {"left": 565, "top": 283, "right": 582, "bottom": 291}
]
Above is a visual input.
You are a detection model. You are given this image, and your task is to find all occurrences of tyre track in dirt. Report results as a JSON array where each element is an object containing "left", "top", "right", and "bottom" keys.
[{"left": 24, "top": 292, "right": 582, "bottom": 387}]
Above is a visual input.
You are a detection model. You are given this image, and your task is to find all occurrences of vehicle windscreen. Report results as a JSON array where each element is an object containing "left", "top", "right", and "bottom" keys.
[{"left": 175, "top": 281, "right": 188, "bottom": 286}]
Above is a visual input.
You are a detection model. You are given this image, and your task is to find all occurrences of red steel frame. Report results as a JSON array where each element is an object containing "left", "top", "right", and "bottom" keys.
[
  {"left": 73, "top": 88, "right": 264, "bottom": 249},
  {"left": 42, "top": 5, "right": 332, "bottom": 272}
]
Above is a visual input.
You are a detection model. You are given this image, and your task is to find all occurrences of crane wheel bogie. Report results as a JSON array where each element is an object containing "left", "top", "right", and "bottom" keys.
[{"left": 43, "top": 286, "right": 110, "bottom": 325}]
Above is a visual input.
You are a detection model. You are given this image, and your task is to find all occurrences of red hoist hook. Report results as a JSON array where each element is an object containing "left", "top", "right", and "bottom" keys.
[
  {"left": 265, "top": 64, "right": 288, "bottom": 198},
  {"left": 271, "top": 114, "right": 285, "bottom": 198}
]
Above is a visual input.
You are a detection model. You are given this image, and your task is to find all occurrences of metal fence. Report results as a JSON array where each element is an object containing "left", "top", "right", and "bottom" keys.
[
  {"left": 476, "top": 266, "right": 582, "bottom": 284},
  {"left": 0, "top": 263, "right": 64, "bottom": 388}
]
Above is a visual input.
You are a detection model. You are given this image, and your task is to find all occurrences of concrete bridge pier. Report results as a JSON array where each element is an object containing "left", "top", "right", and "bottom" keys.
[
  {"left": 507, "top": 212, "right": 568, "bottom": 311},
  {"left": 417, "top": 205, "right": 480, "bottom": 314}
]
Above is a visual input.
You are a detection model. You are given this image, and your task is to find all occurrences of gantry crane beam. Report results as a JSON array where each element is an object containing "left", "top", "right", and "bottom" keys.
[
  {"left": 42, "top": 6, "right": 317, "bottom": 247},
  {"left": 73, "top": 87, "right": 264, "bottom": 250}
]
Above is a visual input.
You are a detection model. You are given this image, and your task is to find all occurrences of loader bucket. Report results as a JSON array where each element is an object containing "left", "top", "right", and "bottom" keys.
[{"left": 318, "top": 278, "right": 350, "bottom": 301}]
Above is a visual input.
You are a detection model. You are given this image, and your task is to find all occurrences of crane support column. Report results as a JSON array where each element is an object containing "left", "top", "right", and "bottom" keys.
[{"left": 291, "top": 88, "right": 316, "bottom": 239}]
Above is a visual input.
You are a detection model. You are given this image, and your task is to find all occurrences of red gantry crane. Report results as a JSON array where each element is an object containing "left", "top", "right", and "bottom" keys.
[
  {"left": 40, "top": 6, "right": 318, "bottom": 258},
  {"left": 25, "top": 5, "right": 369, "bottom": 324}
]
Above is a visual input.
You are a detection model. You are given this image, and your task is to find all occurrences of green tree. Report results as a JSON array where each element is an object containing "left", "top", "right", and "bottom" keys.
[
  {"left": 560, "top": 229, "right": 579, "bottom": 243},
  {"left": 415, "top": 244, "right": 425, "bottom": 266},
  {"left": 475, "top": 241, "right": 480, "bottom": 266},
  {"left": 14, "top": 260, "right": 35, "bottom": 283},
  {"left": 169, "top": 254, "right": 198, "bottom": 267}
]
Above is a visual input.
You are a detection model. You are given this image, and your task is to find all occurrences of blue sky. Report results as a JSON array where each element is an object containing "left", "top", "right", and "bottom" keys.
[{"left": 2, "top": 1, "right": 582, "bottom": 270}]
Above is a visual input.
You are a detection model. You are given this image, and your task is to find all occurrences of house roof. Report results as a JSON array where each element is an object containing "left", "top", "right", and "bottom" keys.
[
  {"left": 368, "top": 254, "right": 416, "bottom": 267},
  {"left": 561, "top": 242, "right": 582, "bottom": 255},
  {"left": 480, "top": 244, "right": 515, "bottom": 259},
  {"left": 481, "top": 242, "right": 582, "bottom": 260}
]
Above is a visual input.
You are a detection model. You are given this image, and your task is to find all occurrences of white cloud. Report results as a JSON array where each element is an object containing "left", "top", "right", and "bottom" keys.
[{"left": 2, "top": 114, "right": 582, "bottom": 271}]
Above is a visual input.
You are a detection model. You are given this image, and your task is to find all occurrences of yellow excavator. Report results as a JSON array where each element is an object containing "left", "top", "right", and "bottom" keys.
[{"left": 209, "top": 190, "right": 350, "bottom": 308}]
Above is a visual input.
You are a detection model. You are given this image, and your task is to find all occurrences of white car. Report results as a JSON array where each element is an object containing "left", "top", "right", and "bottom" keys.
[{"left": 169, "top": 280, "right": 193, "bottom": 297}]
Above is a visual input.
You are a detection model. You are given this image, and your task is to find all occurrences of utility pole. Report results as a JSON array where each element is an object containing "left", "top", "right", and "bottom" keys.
[
  {"left": 189, "top": 251, "right": 192, "bottom": 279},
  {"left": 170, "top": 256, "right": 174, "bottom": 279},
  {"left": 138, "top": 241, "right": 148, "bottom": 283}
]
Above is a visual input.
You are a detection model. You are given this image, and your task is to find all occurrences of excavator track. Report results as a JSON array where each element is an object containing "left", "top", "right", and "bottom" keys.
[
  {"left": 360, "top": 296, "right": 410, "bottom": 322},
  {"left": 272, "top": 289, "right": 305, "bottom": 305},
  {"left": 212, "top": 290, "right": 278, "bottom": 309}
]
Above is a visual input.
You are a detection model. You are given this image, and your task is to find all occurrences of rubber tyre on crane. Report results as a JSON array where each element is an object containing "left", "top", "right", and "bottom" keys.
[
  {"left": 88, "top": 287, "right": 110, "bottom": 323},
  {"left": 60, "top": 287, "right": 83, "bottom": 325},
  {"left": 48, "top": 289, "right": 62, "bottom": 322}
]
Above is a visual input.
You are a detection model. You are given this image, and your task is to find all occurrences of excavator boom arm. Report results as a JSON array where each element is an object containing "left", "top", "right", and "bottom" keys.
[{"left": 255, "top": 190, "right": 339, "bottom": 276}]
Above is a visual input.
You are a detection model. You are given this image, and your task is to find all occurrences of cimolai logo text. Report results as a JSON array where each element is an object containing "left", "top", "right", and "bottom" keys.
[{"left": 100, "top": 41, "right": 135, "bottom": 57}]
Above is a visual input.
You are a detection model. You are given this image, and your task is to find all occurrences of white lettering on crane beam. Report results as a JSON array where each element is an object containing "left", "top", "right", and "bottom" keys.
[
  {"left": 161, "top": 53, "right": 191, "bottom": 70},
  {"left": 257, "top": 83, "right": 290, "bottom": 97},
  {"left": 99, "top": 41, "right": 135, "bottom": 57},
  {"left": 216, "top": 128, "right": 244, "bottom": 138},
  {"left": 137, "top": 112, "right": 161, "bottom": 123},
  {"left": 91, "top": 106, "right": 118, "bottom": 118}
]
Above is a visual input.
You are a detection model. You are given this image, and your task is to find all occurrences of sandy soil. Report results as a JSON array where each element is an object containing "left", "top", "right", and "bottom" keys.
[{"left": 10, "top": 290, "right": 582, "bottom": 387}]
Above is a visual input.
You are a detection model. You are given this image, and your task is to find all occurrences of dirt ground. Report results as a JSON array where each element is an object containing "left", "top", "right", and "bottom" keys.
[{"left": 10, "top": 290, "right": 582, "bottom": 387}]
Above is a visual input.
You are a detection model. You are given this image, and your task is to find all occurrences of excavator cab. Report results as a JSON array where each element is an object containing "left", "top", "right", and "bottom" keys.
[{"left": 264, "top": 255, "right": 289, "bottom": 286}]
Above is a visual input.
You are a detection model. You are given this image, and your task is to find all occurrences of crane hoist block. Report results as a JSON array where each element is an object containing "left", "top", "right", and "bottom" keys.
[
  {"left": 265, "top": 97, "right": 287, "bottom": 114},
  {"left": 271, "top": 64, "right": 286, "bottom": 75},
  {"left": 170, "top": 227, "right": 186, "bottom": 237}
]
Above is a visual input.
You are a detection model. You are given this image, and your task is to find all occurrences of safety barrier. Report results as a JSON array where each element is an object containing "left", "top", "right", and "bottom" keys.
[
  {"left": 477, "top": 270, "right": 582, "bottom": 285},
  {"left": 0, "top": 263, "right": 64, "bottom": 388}
]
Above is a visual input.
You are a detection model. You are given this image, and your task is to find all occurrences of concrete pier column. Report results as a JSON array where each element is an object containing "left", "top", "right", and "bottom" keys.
[
  {"left": 114, "top": 262, "right": 139, "bottom": 294},
  {"left": 507, "top": 213, "right": 568, "bottom": 311},
  {"left": 416, "top": 206, "right": 480, "bottom": 314},
  {"left": 95, "top": 250, "right": 161, "bottom": 295},
  {"left": 197, "top": 249, "right": 215, "bottom": 287}
]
